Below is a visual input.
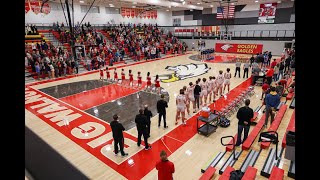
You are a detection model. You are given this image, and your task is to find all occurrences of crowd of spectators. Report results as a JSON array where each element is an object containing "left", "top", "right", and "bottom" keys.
[
  {"left": 25, "top": 40, "right": 79, "bottom": 80},
  {"left": 25, "top": 24, "right": 38, "bottom": 35}
]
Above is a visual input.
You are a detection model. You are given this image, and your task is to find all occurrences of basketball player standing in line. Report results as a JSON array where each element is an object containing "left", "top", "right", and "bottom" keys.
[
  {"left": 106, "top": 67, "right": 110, "bottom": 81},
  {"left": 114, "top": 68, "right": 118, "bottom": 83},
  {"left": 183, "top": 86, "right": 190, "bottom": 116},
  {"left": 137, "top": 71, "right": 142, "bottom": 87},
  {"left": 216, "top": 70, "right": 225, "bottom": 97},
  {"left": 146, "top": 72, "right": 152, "bottom": 91},
  {"left": 175, "top": 89, "right": 187, "bottom": 125},
  {"left": 154, "top": 75, "right": 161, "bottom": 94},
  {"left": 187, "top": 82, "right": 196, "bottom": 113},
  {"left": 200, "top": 78, "right": 208, "bottom": 105},
  {"left": 223, "top": 68, "right": 232, "bottom": 94},
  {"left": 121, "top": 69, "right": 126, "bottom": 85}
]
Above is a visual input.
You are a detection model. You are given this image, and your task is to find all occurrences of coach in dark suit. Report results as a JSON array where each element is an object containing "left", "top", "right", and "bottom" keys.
[
  {"left": 144, "top": 105, "right": 153, "bottom": 136},
  {"left": 135, "top": 109, "right": 151, "bottom": 150},
  {"left": 235, "top": 99, "right": 254, "bottom": 146},
  {"left": 110, "top": 114, "right": 128, "bottom": 156},
  {"left": 157, "top": 94, "right": 168, "bottom": 128}
]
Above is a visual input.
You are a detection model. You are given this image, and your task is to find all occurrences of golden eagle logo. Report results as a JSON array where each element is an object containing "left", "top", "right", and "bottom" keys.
[{"left": 158, "top": 63, "right": 211, "bottom": 83}]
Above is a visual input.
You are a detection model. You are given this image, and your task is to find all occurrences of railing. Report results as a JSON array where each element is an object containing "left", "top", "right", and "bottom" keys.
[
  {"left": 29, "top": 23, "right": 294, "bottom": 39},
  {"left": 172, "top": 30, "right": 295, "bottom": 38}
]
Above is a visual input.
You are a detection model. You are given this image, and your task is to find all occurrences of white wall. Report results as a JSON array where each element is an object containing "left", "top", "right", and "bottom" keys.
[
  {"left": 171, "top": 15, "right": 198, "bottom": 26},
  {"left": 25, "top": 3, "right": 172, "bottom": 26},
  {"left": 181, "top": 39, "right": 291, "bottom": 55}
]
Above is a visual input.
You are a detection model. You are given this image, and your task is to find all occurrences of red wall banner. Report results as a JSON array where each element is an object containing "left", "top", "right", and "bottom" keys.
[
  {"left": 26, "top": 0, "right": 51, "bottom": 14},
  {"left": 121, "top": 7, "right": 157, "bottom": 19},
  {"left": 215, "top": 43, "right": 263, "bottom": 54}
]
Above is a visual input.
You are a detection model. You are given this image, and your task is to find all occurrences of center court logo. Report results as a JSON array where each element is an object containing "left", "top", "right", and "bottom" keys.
[
  {"left": 158, "top": 63, "right": 211, "bottom": 83},
  {"left": 221, "top": 44, "right": 233, "bottom": 51}
]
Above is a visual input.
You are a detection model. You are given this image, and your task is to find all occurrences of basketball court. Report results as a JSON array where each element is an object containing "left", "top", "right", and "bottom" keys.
[{"left": 25, "top": 0, "right": 295, "bottom": 179}]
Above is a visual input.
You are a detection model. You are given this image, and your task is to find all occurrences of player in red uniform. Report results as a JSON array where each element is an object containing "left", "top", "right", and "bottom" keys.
[
  {"left": 137, "top": 71, "right": 142, "bottom": 87},
  {"left": 154, "top": 75, "right": 161, "bottom": 94},
  {"left": 105, "top": 67, "right": 110, "bottom": 81},
  {"left": 121, "top": 68, "right": 125, "bottom": 85},
  {"left": 99, "top": 65, "right": 104, "bottom": 81},
  {"left": 114, "top": 68, "right": 118, "bottom": 82},
  {"left": 146, "top": 72, "right": 152, "bottom": 91},
  {"left": 129, "top": 69, "right": 134, "bottom": 86}
]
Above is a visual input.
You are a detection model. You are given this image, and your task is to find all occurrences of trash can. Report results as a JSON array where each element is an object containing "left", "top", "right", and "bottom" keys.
[{"left": 284, "top": 131, "right": 295, "bottom": 161}]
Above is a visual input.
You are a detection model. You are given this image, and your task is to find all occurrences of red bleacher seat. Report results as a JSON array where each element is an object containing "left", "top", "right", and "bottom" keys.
[
  {"left": 226, "top": 134, "right": 237, "bottom": 152},
  {"left": 268, "top": 166, "right": 284, "bottom": 180},
  {"left": 261, "top": 105, "right": 288, "bottom": 149},
  {"left": 251, "top": 112, "right": 259, "bottom": 122},
  {"left": 286, "top": 93, "right": 294, "bottom": 100},
  {"left": 242, "top": 166, "right": 257, "bottom": 180},
  {"left": 218, "top": 166, "right": 235, "bottom": 180},
  {"left": 242, "top": 114, "right": 266, "bottom": 150},
  {"left": 199, "top": 167, "right": 216, "bottom": 180}
]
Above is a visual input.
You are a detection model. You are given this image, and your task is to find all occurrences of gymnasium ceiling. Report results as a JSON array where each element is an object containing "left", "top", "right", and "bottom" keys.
[{"left": 50, "top": 0, "right": 295, "bottom": 11}]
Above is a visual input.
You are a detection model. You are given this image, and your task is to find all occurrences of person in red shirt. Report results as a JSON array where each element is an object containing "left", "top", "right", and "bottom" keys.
[
  {"left": 156, "top": 150, "right": 175, "bottom": 180},
  {"left": 270, "top": 59, "right": 277, "bottom": 69},
  {"left": 137, "top": 71, "right": 142, "bottom": 87},
  {"left": 265, "top": 67, "right": 274, "bottom": 85},
  {"left": 129, "top": 69, "right": 134, "bottom": 86},
  {"left": 278, "top": 77, "right": 288, "bottom": 89},
  {"left": 261, "top": 79, "right": 270, "bottom": 100}
]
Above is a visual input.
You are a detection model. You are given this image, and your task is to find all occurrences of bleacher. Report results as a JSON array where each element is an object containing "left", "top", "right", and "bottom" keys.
[{"left": 198, "top": 87, "right": 294, "bottom": 180}]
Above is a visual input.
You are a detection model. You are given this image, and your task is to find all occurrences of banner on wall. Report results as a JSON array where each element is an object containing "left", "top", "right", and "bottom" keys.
[
  {"left": 258, "top": 3, "right": 277, "bottom": 23},
  {"left": 215, "top": 43, "right": 263, "bottom": 54},
  {"left": 25, "top": 0, "right": 31, "bottom": 14},
  {"left": 26, "top": 0, "right": 51, "bottom": 15},
  {"left": 121, "top": 7, "right": 157, "bottom": 19}
]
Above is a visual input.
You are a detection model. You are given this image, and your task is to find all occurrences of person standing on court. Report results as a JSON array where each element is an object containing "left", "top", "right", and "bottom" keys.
[
  {"left": 194, "top": 80, "right": 201, "bottom": 111},
  {"left": 157, "top": 94, "right": 168, "bottom": 128},
  {"left": 144, "top": 105, "right": 153, "bottom": 136},
  {"left": 243, "top": 61, "right": 250, "bottom": 78},
  {"left": 156, "top": 150, "right": 175, "bottom": 180},
  {"left": 234, "top": 60, "right": 241, "bottom": 78},
  {"left": 264, "top": 86, "right": 280, "bottom": 128},
  {"left": 235, "top": 99, "right": 254, "bottom": 146},
  {"left": 110, "top": 114, "right": 128, "bottom": 157},
  {"left": 135, "top": 109, "right": 151, "bottom": 150}
]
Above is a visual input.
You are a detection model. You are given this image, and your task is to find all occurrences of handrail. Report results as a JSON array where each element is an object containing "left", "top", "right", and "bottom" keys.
[
  {"left": 258, "top": 131, "right": 279, "bottom": 160},
  {"left": 221, "top": 135, "right": 237, "bottom": 161}
]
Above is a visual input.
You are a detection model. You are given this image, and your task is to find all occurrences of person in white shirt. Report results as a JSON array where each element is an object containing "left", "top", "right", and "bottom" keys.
[
  {"left": 223, "top": 68, "right": 232, "bottom": 94},
  {"left": 216, "top": 70, "right": 224, "bottom": 97},
  {"left": 187, "top": 82, "right": 196, "bottom": 113},
  {"left": 200, "top": 78, "right": 208, "bottom": 106},
  {"left": 207, "top": 76, "right": 217, "bottom": 102},
  {"left": 175, "top": 89, "right": 187, "bottom": 125}
]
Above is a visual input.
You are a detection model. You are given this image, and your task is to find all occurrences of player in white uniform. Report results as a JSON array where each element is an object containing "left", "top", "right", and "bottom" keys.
[
  {"left": 200, "top": 78, "right": 208, "bottom": 105},
  {"left": 207, "top": 76, "right": 217, "bottom": 102},
  {"left": 176, "top": 89, "right": 187, "bottom": 125},
  {"left": 186, "top": 82, "right": 196, "bottom": 114},
  {"left": 223, "top": 68, "right": 232, "bottom": 94},
  {"left": 216, "top": 70, "right": 225, "bottom": 97},
  {"left": 182, "top": 86, "right": 190, "bottom": 115}
]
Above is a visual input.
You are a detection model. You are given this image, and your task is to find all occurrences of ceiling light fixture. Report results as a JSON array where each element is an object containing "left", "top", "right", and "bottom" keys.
[
  {"left": 79, "top": 0, "right": 84, "bottom": 3},
  {"left": 210, "top": 5, "right": 213, "bottom": 7},
  {"left": 255, "top": 0, "right": 258, "bottom": 2},
  {"left": 231, "top": 3, "right": 234, "bottom": 5},
  {"left": 169, "top": 5, "right": 171, "bottom": 8},
  {"left": 166, "top": 9, "right": 169, "bottom": 11},
  {"left": 197, "top": 2, "right": 201, "bottom": 4},
  {"left": 132, "top": 6, "right": 136, "bottom": 8},
  {"left": 190, "top": 9, "right": 193, "bottom": 11},
  {"left": 277, "top": 1, "right": 281, "bottom": 3},
  {"left": 182, "top": 1, "right": 185, "bottom": 5},
  {"left": 180, "top": 0, "right": 184, "bottom": 1}
]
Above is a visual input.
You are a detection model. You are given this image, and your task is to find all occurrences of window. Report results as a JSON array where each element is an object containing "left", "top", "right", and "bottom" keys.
[
  {"left": 105, "top": 7, "right": 120, "bottom": 14},
  {"left": 80, "top": 5, "right": 100, "bottom": 13},
  {"left": 50, "top": 2, "right": 66, "bottom": 11}
]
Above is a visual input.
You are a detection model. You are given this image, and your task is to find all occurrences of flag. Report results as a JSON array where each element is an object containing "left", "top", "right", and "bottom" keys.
[{"left": 216, "top": 5, "right": 235, "bottom": 19}]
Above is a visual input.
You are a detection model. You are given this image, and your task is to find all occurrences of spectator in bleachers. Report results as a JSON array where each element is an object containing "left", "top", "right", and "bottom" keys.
[
  {"left": 264, "top": 86, "right": 280, "bottom": 128},
  {"left": 273, "top": 64, "right": 280, "bottom": 81}
]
